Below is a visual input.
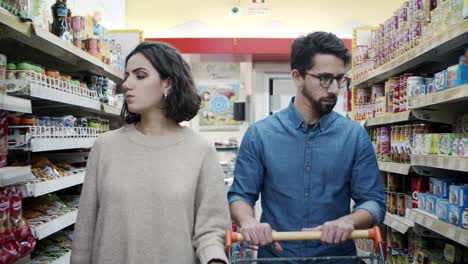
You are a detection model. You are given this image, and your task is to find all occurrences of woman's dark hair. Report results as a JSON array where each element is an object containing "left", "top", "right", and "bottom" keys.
[
  {"left": 121, "top": 42, "right": 201, "bottom": 124},
  {"left": 290, "top": 31, "right": 350, "bottom": 76}
]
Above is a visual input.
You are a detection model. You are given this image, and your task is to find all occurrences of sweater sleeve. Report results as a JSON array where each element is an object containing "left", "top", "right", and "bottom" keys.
[
  {"left": 193, "top": 146, "right": 231, "bottom": 264},
  {"left": 71, "top": 138, "right": 102, "bottom": 264}
]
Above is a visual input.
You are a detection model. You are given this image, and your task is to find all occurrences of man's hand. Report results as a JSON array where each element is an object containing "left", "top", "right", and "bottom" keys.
[
  {"left": 240, "top": 219, "right": 283, "bottom": 251},
  {"left": 302, "top": 218, "right": 354, "bottom": 244}
]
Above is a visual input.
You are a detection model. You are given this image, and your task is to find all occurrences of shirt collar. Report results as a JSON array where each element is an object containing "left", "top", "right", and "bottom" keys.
[{"left": 284, "top": 97, "right": 336, "bottom": 132}]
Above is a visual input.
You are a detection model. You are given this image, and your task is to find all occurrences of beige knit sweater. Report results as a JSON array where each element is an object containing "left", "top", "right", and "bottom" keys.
[{"left": 71, "top": 125, "right": 230, "bottom": 264}]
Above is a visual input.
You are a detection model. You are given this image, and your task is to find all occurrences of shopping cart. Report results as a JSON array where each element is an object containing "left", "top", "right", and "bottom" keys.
[{"left": 225, "top": 226, "right": 385, "bottom": 263}]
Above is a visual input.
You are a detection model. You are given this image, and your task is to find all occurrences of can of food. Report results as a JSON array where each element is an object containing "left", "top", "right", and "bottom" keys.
[
  {"left": 87, "top": 39, "right": 98, "bottom": 57},
  {"left": 390, "top": 192, "right": 398, "bottom": 214},
  {"left": 398, "top": 193, "right": 407, "bottom": 216},
  {"left": 73, "top": 39, "right": 82, "bottom": 49},
  {"left": 381, "top": 127, "right": 391, "bottom": 161},
  {"left": 403, "top": 125, "right": 412, "bottom": 163}
]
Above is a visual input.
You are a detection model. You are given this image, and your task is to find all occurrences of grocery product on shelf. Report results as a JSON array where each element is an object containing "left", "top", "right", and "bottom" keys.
[
  {"left": 352, "top": 0, "right": 465, "bottom": 81},
  {"left": 353, "top": 49, "right": 468, "bottom": 121},
  {"left": 23, "top": 195, "right": 74, "bottom": 228},
  {"left": 0, "top": 186, "right": 36, "bottom": 264},
  {"left": 31, "top": 229, "right": 73, "bottom": 264},
  {"left": 50, "top": 0, "right": 72, "bottom": 42},
  {"left": 0, "top": 0, "right": 32, "bottom": 20}
]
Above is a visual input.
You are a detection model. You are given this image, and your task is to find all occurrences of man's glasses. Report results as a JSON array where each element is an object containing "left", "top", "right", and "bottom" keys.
[{"left": 305, "top": 72, "right": 351, "bottom": 89}]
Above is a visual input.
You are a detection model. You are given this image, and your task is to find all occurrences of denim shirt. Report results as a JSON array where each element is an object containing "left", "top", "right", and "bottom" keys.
[{"left": 228, "top": 98, "right": 385, "bottom": 262}]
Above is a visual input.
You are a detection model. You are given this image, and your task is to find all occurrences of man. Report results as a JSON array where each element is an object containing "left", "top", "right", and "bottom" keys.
[{"left": 227, "top": 32, "right": 385, "bottom": 263}]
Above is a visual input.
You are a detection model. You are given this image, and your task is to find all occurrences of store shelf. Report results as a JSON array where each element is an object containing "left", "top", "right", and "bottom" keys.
[
  {"left": 102, "top": 104, "right": 122, "bottom": 116},
  {"left": 356, "top": 248, "right": 371, "bottom": 264},
  {"left": 29, "top": 83, "right": 101, "bottom": 110},
  {"left": 352, "top": 19, "right": 468, "bottom": 88},
  {"left": 30, "top": 137, "right": 96, "bottom": 152},
  {"left": 364, "top": 111, "right": 411, "bottom": 127},
  {"left": 409, "top": 209, "right": 468, "bottom": 247},
  {"left": 411, "top": 155, "right": 468, "bottom": 173},
  {"left": 15, "top": 254, "right": 31, "bottom": 264},
  {"left": 378, "top": 161, "right": 411, "bottom": 175},
  {"left": 409, "top": 84, "right": 468, "bottom": 109},
  {"left": 22, "top": 170, "right": 85, "bottom": 198},
  {"left": 50, "top": 251, "right": 71, "bottom": 264},
  {"left": 384, "top": 213, "right": 414, "bottom": 234},
  {"left": 31, "top": 210, "right": 78, "bottom": 240},
  {"left": 0, "top": 166, "right": 34, "bottom": 187},
  {"left": 0, "top": 94, "right": 32, "bottom": 113},
  {"left": 0, "top": 8, "right": 123, "bottom": 83}
]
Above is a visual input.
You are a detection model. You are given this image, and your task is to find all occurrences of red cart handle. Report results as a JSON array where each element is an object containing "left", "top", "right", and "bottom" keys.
[{"left": 225, "top": 226, "right": 382, "bottom": 251}]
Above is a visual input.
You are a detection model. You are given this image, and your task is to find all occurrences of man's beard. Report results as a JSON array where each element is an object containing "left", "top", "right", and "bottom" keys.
[{"left": 301, "top": 86, "right": 337, "bottom": 116}]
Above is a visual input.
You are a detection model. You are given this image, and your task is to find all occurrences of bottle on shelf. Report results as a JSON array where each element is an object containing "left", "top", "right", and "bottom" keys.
[{"left": 51, "top": 0, "right": 72, "bottom": 41}]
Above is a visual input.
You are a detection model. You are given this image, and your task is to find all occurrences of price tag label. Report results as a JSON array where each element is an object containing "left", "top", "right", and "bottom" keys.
[
  {"left": 446, "top": 228, "right": 456, "bottom": 239},
  {"left": 459, "top": 234, "right": 468, "bottom": 246},
  {"left": 415, "top": 213, "right": 424, "bottom": 223},
  {"left": 424, "top": 218, "right": 433, "bottom": 228}
]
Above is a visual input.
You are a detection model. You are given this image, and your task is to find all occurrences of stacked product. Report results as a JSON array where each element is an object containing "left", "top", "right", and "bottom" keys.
[
  {"left": 353, "top": 49, "right": 468, "bottom": 121},
  {"left": 0, "top": 187, "right": 36, "bottom": 264},
  {"left": 352, "top": 0, "right": 467, "bottom": 81},
  {"left": 31, "top": 229, "right": 73, "bottom": 264},
  {"left": 418, "top": 177, "right": 468, "bottom": 230}
]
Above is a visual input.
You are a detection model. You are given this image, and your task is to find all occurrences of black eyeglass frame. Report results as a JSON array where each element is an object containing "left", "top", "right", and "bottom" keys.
[{"left": 304, "top": 72, "right": 351, "bottom": 89}]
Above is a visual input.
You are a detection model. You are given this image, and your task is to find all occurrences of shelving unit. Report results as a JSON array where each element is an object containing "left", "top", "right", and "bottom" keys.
[
  {"left": 0, "top": 8, "right": 123, "bottom": 83},
  {"left": 411, "top": 155, "right": 468, "bottom": 173},
  {"left": 0, "top": 94, "right": 32, "bottom": 113},
  {"left": 409, "top": 209, "right": 468, "bottom": 247},
  {"left": 352, "top": 19, "right": 468, "bottom": 88},
  {"left": 384, "top": 213, "right": 414, "bottom": 234},
  {"left": 50, "top": 251, "right": 71, "bottom": 264},
  {"left": 0, "top": 166, "right": 34, "bottom": 187},
  {"left": 0, "top": 7, "right": 124, "bottom": 261},
  {"left": 21, "top": 169, "right": 85, "bottom": 198},
  {"left": 102, "top": 104, "right": 122, "bottom": 116},
  {"left": 409, "top": 84, "right": 468, "bottom": 109},
  {"left": 29, "top": 137, "right": 96, "bottom": 152},
  {"left": 31, "top": 210, "right": 78, "bottom": 240},
  {"left": 377, "top": 161, "right": 412, "bottom": 175}
]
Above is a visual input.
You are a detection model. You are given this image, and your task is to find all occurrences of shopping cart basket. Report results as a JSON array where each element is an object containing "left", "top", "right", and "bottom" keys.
[{"left": 225, "top": 226, "right": 385, "bottom": 263}]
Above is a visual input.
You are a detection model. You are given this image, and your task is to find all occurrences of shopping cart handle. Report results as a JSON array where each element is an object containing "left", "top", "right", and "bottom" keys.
[{"left": 225, "top": 226, "right": 382, "bottom": 250}]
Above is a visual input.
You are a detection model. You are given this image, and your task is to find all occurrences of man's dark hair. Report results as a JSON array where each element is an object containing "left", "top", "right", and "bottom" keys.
[
  {"left": 121, "top": 42, "right": 201, "bottom": 124},
  {"left": 290, "top": 32, "right": 350, "bottom": 76}
]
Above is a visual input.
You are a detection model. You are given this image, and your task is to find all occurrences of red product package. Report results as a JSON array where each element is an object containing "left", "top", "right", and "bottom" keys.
[
  {"left": 0, "top": 189, "right": 11, "bottom": 245},
  {"left": 0, "top": 242, "right": 18, "bottom": 264},
  {"left": 8, "top": 188, "right": 29, "bottom": 242},
  {"left": 411, "top": 176, "right": 430, "bottom": 208},
  {"left": 17, "top": 235, "right": 35, "bottom": 257}
]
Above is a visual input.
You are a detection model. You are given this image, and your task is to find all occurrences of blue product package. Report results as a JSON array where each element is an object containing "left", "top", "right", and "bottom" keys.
[
  {"left": 449, "top": 185, "right": 468, "bottom": 207},
  {"left": 434, "top": 70, "right": 448, "bottom": 91},
  {"left": 449, "top": 205, "right": 465, "bottom": 227},
  {"left": 431, "top": 178, "right": 454, "bottom": 198},
  {"left": 425, "top": 194, "right": 437, "bottom": 215},
  {"left": 418, "top": 193, "right": 426, "bottom": 211},
  {"left": 455, "top": 64, "right": 468, "bottom": 87},
  {"left": 436, "top": 198, "right": 450, "bottom": 222}
]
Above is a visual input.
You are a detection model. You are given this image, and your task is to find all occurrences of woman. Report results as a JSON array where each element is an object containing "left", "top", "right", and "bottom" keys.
[{"left": 71, "top": 42, "right": 230, "bottom": 264}]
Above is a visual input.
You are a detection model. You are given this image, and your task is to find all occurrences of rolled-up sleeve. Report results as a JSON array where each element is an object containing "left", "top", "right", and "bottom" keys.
[
  {"left": 351, "top": 128, "right": 386, "bottom": 225},
  {"left": 227, "top": 126, "right": 264, "bottom": 207}
]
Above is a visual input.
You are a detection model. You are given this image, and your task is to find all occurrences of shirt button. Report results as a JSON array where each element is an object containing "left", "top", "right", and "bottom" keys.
[{"left": 305, "top": 192, "right": 309, "bottom": 196}]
